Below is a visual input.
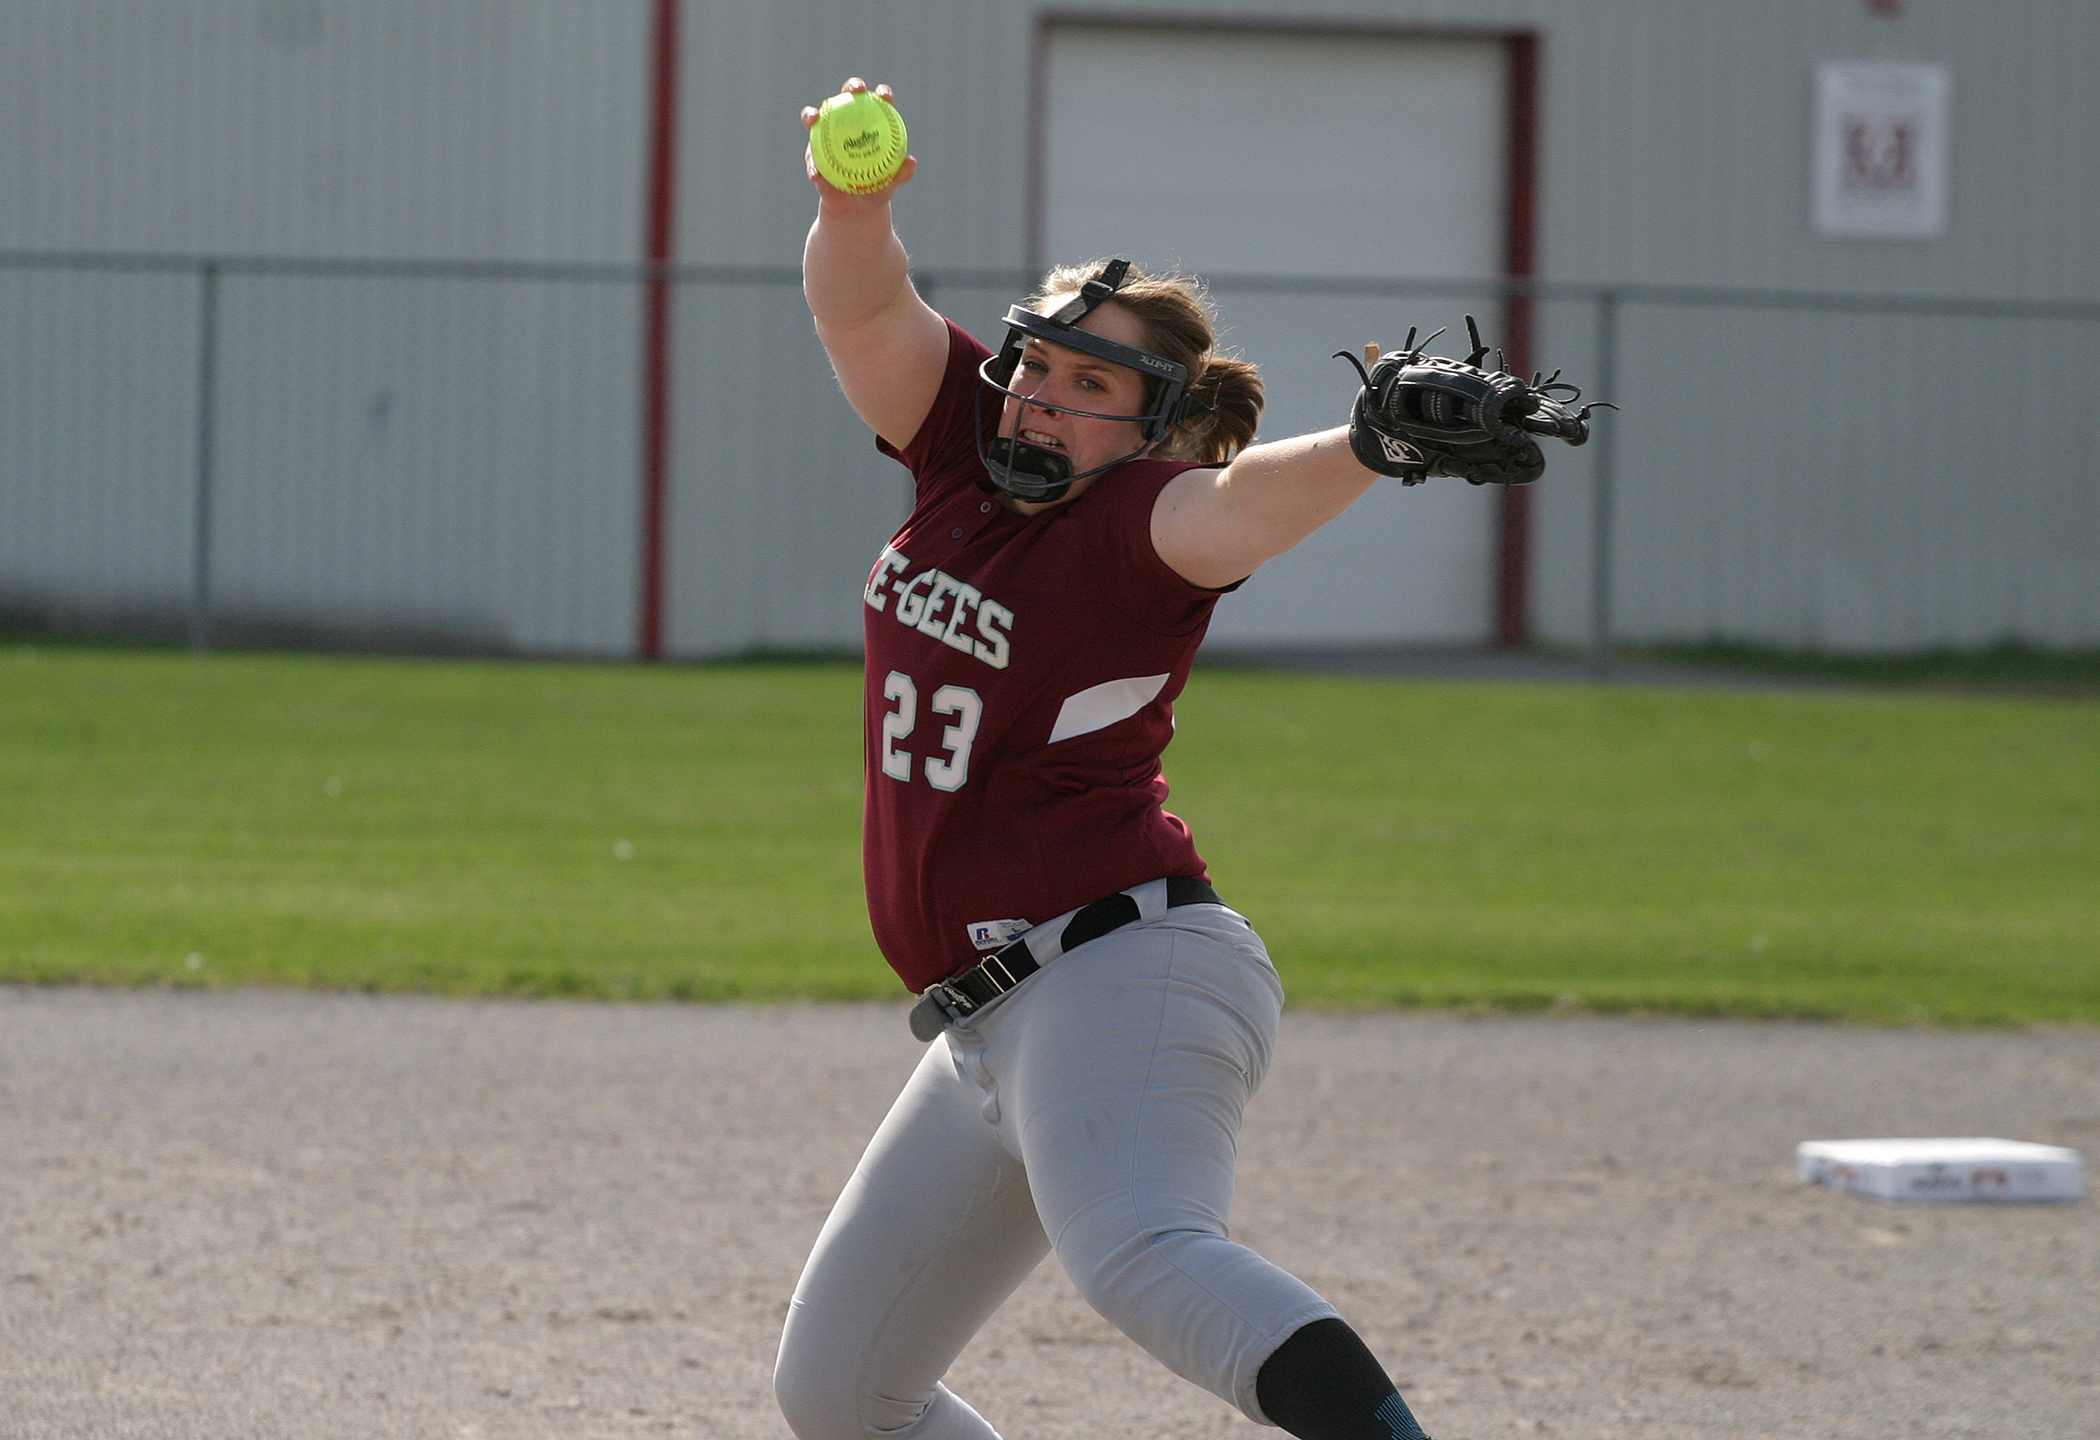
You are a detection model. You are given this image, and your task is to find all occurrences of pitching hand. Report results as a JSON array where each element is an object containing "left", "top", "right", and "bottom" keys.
[{"left": 801, "top": 77, "right": 916, "bottom": 207}]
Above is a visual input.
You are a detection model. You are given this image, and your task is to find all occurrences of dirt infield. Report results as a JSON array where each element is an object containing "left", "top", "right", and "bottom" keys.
[{"left": 2, "top": 986, "right": 2092, "bottom": 1439}]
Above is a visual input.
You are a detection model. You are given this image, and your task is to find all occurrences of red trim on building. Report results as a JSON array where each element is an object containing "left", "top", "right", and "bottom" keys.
[
  {"left": 637, "top": 0, "right": 681, "bottom": 660},
  {"left": 1495, "top": 31, "right": 1541, "bottom": 648}
]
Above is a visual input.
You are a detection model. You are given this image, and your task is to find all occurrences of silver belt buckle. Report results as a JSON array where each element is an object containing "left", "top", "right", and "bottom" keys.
[{"left": 909, "top": 981, "right": 972, "bottom": 1042}]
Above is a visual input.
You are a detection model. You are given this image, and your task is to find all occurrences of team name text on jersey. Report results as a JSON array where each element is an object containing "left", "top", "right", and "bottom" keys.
[{"left": 863, "top": 545, "right": 1013, "bottom": 670}]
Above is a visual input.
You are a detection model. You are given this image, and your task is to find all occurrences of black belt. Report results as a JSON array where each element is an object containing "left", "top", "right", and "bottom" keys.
[{"left": 909, "top": 876, "right": 1223, "bottom": 1041}]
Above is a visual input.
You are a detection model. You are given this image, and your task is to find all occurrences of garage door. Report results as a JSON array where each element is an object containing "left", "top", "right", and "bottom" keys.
[{"left": 1042, "top": 25, "right": 1508, "bottom": 644}]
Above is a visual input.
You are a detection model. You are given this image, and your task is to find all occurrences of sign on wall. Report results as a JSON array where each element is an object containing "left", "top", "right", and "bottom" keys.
[{"left": 1811, "top": 61, "right": 1949, "bottom": 240}]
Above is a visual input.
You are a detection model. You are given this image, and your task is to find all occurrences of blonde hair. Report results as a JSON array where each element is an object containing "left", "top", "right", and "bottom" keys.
[{"left": 1029, "top": 260, "right": 1263, "bottom": 465}]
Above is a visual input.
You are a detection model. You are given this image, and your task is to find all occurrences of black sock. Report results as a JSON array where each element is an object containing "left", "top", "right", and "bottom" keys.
[{"left": 1254, "top": 1317, "right": 1431, "bottom": 1440}]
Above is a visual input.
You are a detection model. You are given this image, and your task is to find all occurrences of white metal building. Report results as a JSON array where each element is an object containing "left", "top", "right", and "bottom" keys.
[{"left": 2, "top": 1, "right": 2094, "bottom": 657}]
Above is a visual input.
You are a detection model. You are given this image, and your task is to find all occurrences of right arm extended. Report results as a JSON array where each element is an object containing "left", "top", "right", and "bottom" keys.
[{"left": 801, "top": 79, "right": 952, "bottom": 449}]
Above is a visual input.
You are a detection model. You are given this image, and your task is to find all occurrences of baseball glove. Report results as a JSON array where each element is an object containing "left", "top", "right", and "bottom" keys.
[{"left": 1335, "top": 315, "right": 1611, "bottom": 486}]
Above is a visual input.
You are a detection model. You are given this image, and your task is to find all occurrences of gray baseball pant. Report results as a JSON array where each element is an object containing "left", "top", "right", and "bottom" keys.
[{"left": 773, "top": 895, "right": 1340, "bottom": 1439}]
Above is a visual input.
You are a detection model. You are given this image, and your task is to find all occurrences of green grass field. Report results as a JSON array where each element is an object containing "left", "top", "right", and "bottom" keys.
[{"left": 3, "top": 645, "right": 2095, "bottom": 1024}]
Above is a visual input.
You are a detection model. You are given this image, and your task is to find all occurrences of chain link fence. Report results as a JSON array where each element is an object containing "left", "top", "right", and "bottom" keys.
[{"left": 5, "top": 249, "right": 2096, "bottom": 668}]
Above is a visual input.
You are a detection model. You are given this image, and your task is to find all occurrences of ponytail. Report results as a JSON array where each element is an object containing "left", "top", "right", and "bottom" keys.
[{"left": 1169, "top": 355, "right": 1263, "bottom": 465}]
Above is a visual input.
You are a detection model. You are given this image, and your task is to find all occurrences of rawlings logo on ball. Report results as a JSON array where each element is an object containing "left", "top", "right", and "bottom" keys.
[{"left": 1335, "top": 316, "right": 1614, "bottom": 486}]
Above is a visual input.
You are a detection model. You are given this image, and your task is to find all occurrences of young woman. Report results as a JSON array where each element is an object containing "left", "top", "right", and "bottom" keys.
[{"left": 775, "top": 78, "right": 1435, "bottom": 1440}]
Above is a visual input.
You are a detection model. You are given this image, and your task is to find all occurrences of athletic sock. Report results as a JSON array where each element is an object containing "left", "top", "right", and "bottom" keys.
[{"left": 1253, "top": 1317, "right": 1431, "bottom": 1440}]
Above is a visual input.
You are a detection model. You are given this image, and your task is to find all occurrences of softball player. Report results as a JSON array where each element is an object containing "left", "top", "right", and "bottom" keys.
[{"left": 776, "top": 78, "right": 1435, "bottom": 1440}]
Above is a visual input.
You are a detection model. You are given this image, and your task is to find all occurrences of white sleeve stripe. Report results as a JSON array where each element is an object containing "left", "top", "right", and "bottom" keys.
[{"left": 1046, "top": 673, "right": 1172, "bottom": 745}]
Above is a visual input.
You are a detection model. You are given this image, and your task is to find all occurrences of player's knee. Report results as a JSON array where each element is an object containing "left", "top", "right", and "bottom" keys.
[
  {"left": 772, "top": 1331, "right": 850, "bottom": 1439},
  {"left": 774, "top": 1339, "right": 933, "bottom": 1440},
  {"left": 772, "top": 1369, "right": 876, "bottom": 1440},
  {"left": 770, "top": 1359, "right": 821, "bottom": 1438}
]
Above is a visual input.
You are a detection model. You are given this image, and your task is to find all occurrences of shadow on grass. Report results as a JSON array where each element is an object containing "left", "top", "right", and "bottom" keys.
[
  {"left": 1644, "top": 639, "right": 2100, "bottom": 697},
  {"left": 12, "top": 969, "right": 2051, "bottom": 1029},
  {"left": 12, "top": 618, "right": 2095, "bottom": 698},
  {"left": 0, "top": 622, "right": 864, "bottom": 673}
]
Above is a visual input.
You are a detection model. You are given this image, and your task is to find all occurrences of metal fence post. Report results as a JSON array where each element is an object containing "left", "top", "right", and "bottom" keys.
[
  {"left": 1587, "top": 288, "right": 1619, "bottom": 681},
  {"left": 188, "top": 261, "right": 220, "bottom": 654}
]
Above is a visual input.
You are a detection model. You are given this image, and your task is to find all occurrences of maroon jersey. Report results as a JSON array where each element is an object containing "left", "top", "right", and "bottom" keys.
[{"left": 862, "top": 319, "right": 1229, "bottom": 992}]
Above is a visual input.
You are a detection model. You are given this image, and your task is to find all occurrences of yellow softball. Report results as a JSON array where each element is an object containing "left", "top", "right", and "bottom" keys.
[{"left": 810, "top": 90, "right": 909, "bottom": 194}]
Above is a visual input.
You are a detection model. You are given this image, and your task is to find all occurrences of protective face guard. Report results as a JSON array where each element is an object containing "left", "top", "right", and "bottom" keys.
[{"left": 973, "top": 259, "right": 1194, "bottom": 504}]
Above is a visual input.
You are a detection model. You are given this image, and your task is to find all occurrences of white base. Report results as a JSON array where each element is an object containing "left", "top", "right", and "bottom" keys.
[{"left": 1798, "top": 1137, "right": 2084, "bottom": 1202}]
